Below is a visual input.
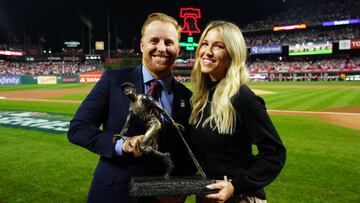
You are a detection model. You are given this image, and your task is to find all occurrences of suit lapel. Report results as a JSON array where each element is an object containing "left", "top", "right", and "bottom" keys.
[{"left": 130, "top": 65, "right": 145, "bottom": 94}]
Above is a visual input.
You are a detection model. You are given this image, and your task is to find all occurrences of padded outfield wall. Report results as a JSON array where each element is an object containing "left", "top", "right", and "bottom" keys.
[{"left": 0, "top": 71, "right": 102, "bottom": 85}]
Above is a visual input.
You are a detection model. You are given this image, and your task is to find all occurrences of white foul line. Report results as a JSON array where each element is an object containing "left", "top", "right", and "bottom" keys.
[{"left": 268, "top": 109, "right": 360, "bottom": 116}]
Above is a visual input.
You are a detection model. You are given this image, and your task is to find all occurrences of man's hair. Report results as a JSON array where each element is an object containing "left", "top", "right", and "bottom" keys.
[{"left": 141, "top": 12, "right": 182, "bottom": 40}]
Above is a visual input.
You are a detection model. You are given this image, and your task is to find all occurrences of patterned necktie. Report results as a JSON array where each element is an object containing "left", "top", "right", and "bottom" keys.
[
  {"left": 147, "top": 80, "right": 160, "bottom": 99},
  {"left": 147, "top": 80, "right": 161, "bottom": 117}
]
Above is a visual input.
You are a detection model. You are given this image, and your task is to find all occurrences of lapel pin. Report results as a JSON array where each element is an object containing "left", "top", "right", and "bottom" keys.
[{"left": 180, "top": 99, "right": 185, "bottom": 108}]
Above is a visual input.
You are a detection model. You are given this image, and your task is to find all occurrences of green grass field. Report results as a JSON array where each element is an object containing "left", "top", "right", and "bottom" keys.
[{"left": 1, "top": 81, "right": 359, "bottom": 202}]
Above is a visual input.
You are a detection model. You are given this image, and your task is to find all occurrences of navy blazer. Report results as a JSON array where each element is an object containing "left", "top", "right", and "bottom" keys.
[{"left": 67, "top": 66, "right": 196, "bottom": 203}]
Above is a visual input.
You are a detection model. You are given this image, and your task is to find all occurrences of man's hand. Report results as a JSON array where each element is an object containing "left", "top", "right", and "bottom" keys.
[{"left": 122, "top": 135, "right": 143, "bottom": 157}]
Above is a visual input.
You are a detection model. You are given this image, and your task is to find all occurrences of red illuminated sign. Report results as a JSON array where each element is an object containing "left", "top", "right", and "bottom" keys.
[{"left": 180, "top": 8, "right": 201, "bottom": 36}]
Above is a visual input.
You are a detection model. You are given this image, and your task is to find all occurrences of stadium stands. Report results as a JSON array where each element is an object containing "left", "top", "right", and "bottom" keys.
[
  {"left": 173, "top": 0, "right": 360, "bottom": 81},
  {"left": 1, "top": 0, "right": 359, "bottom": 82},
  {"left": 0, "top": 61, "right": 103, "bottom": 76}
]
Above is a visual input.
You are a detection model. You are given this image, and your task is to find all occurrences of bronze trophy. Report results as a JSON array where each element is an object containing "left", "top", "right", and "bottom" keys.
[{"left": 112, "top": 82, "right": 217, "bottom": 197}]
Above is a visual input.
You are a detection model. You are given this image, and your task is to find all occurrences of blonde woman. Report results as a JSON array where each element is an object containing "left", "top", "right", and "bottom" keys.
[{"left": 189, "top": 21, "right": 286, "bottom": 203}]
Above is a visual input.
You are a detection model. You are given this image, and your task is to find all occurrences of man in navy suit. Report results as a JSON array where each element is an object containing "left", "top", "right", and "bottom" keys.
[{"left": 67, "top": 12, "right": 195, "bottom": 203}]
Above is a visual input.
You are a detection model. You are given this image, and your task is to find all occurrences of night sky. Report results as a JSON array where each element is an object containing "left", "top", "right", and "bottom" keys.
[{"left": 0, "top": 0, "right": 324, "bottom": 51}]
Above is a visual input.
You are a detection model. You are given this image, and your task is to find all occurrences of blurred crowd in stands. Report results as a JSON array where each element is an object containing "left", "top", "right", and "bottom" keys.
[
  {"left": 245, "top": 26, "right": 360, "bottom": 46},
  {"left": 243, "top": 0, "right": 360, "bottom": 31},
  {"left": 247, "top": 57, "right": 360, "bottom": 73},
  {"left": 1, "top": 57, "right": 358, "bottom": 77},
  {"left": 1, "top": 0, "right": 359, "bottom": 82},
  {"left": 243, "top": 0, "right": 360, "bottom": 46},
  {"left": 0, "top": 61, "right": 103, "bottom": 76}
]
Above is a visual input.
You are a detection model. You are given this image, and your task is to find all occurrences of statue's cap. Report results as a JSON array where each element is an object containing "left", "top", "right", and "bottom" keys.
[{"left": 121, "top": 82, "right": 136, "bottom": 91}]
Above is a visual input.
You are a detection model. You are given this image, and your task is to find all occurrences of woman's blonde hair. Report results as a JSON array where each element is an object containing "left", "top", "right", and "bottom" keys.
[{"left": 189, "top": 21, "right": 249, "bottom": 134}]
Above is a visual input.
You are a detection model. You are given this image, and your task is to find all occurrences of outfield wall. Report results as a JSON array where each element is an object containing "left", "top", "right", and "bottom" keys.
[
  {"left": 0, "top": 71, "right": 101, "bottom": 85},
  {"left": 0, "top": 76, "right": 79, "bottom": 85}
]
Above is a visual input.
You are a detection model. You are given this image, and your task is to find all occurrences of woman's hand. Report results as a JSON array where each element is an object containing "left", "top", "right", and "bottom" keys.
[{"left": 205, "top": 177, "right": 234, "bottom": 203}]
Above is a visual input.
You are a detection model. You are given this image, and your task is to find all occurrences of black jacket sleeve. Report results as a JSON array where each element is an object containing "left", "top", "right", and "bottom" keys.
[
  {"left": 231, "top": 85, "right": 286, "bottom": 195},
  {"left": 67, "top": 71, "right": 115, "bottom": 158}
]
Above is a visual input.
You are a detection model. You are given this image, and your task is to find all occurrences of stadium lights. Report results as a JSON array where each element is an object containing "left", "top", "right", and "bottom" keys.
[
  {"left": 43, "top": 50, "right": 52, "bottom": 54},
  {"left": 0, "top": 50, "right": 23, "bottom": 56},
  {"left": 273, "top": 24, "right": 307, "bottom": 31},
  {"left": 85, "top": 55, "right": 101, "bottom": 60}
]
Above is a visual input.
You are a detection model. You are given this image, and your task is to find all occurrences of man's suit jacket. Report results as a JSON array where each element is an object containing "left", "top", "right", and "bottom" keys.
[{"left": 67, "top": 66, "right": 195, "bottom": 203}]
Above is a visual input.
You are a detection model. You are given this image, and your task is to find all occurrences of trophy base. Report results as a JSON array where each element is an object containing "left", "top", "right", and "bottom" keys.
[{"left": 129, "top": 176, "right": 218, "bottom": 197}]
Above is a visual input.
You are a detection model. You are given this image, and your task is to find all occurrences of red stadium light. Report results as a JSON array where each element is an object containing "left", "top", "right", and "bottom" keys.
[
  {"left": 0, "top": 50, "right": 23, "bottom": 56},
  {"left": 273, "top": 24, "right": 307, "bottom": 31},
  {"left": 180, "top": 7, "right": 201, "bottom": 36}
]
